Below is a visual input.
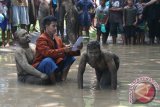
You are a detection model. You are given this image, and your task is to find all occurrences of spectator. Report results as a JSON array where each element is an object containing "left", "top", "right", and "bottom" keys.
[
  {"left": 76, "top": 0, "right": 94, "bottom": 39},
  {"left": 109, "top": 0, "right": 124, "bottom": 44},
  {"left": 38, "top": 0, "right": 50, "bottom": 33},
  {"left": 95, "top": 0, "right": 110, "bottom": 44},
  {"left": 28, "top": 0, "right": 38, "bottom": 32},
  {"left": 11, "top": 0, "right": 29, "bottom": 36},
  {"left": 123, "top": 0, "right": 138, "bottom": 45},
  {"left": 0, "top": 0, "right": 11, "bottom": 47},
  {"left": 135, "top": 0, "right": 146, "bottom": 44}
]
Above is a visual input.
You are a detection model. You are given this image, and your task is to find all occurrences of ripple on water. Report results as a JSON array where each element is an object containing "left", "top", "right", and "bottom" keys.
[{"left": 0, "top": 79, "right": 9, "bottom": 93}]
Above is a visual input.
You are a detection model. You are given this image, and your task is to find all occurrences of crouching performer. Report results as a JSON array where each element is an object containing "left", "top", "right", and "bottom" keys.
[
  {"left": 77, "top": 41, "right": 119, "bottom": 89},
  {"left": 15, "top": 29, "right": 49, "bottom": 85}
]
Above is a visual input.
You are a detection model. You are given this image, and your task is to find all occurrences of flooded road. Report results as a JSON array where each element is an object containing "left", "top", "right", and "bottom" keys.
[{"left": 0, "top": 44, "right": 160, "bottom": 107}]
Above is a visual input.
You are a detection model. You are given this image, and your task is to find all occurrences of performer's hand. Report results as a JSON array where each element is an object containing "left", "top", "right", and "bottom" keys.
[
  {"left": 77, "top": 43, "right": 83, "bottom": 50},
  {"left": 64, "top": 45, "right": 72, "bottom": 53},
  {"left": 40, "top": 73, "right": 48, "bottom": 80}
]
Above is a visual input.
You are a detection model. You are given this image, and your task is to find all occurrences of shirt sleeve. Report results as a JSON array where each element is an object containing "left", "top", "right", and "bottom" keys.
[{"left": 36, "top": 37, "right": 66, "bottom": 59}]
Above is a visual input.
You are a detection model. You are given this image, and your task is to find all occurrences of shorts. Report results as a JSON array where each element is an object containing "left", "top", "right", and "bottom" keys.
[
  {"left": 124, "top": 26, "right": 136, "bottom": 37},
  {"left": 0, "top": 17, "right": 7, "bottom": 31},
  {"left": 12, "top": 5, "right": 29, "bottom": 26},
  {"left": 110, "top": 22, "right": 124, "bottom": 36}
]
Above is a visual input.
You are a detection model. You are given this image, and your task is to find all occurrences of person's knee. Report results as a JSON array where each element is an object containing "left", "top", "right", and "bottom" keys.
[
  {"left": 65, "top": 56, "right": 76, "bottom": 65},
  {"left": 43, "top": 57, "right": 57, "bottom": 67},
  {"left": 37, "top": 57, "right": 58, "bottom": 75}
]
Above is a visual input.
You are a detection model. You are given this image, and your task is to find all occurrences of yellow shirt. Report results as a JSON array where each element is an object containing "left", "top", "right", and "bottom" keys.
[{"left": 11, "top": 0, "right": 28, "bottom": 6}]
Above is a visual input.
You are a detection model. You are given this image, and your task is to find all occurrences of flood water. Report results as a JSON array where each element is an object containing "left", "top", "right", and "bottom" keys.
[{"left": 0, "top": 44, "right": 160, "bottom": 107}]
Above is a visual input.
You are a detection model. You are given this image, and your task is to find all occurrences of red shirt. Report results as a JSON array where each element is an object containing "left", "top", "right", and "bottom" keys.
[{"left": 32, "top": 33, "right": 80, "bottom": 67}]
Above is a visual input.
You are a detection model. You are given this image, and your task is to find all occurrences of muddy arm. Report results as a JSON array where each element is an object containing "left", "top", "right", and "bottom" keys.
[
  {"left": 77, "top": 53, "right": 87, "bottom": 89},
  {"left": 107, "top": 59, "right": 117, "bottom": 90}
]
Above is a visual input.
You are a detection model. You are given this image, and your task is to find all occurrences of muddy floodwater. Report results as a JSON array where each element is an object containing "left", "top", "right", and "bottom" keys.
[{"left": 0, "top": 44, "right": 160, "bottom": 107}]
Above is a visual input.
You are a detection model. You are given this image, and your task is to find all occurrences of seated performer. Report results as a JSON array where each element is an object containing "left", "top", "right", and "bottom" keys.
[
  {"left": 77, "top": 41, "right": 119, "bottom": 89},
  {"left": 15, "top": 29, "right": 49, "bottom": 85},
  {"left": 32, "top": 16, "right": 82, "bottom": 84}
]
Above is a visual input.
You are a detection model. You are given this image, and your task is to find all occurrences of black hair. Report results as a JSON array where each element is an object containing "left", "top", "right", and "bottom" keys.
[
  {"left": 87, "top": 41, "right": 100, "bottom": 50},
  {"left": 42, "top": 15, "right": 57, "bottom": 30}
]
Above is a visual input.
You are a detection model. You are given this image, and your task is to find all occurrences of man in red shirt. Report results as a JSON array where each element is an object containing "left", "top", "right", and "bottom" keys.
[{"left": 32, "top": 16, "right": 82, "bottom": 84}]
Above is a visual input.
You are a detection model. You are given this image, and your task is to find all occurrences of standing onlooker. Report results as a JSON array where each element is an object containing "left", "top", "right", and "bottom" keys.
[
  {"left": 11, "top": 0, "right": 29, "bottom": 36},
  {"left": 38, "top": 0, "right": 50, "bottom": 33},
  {"left": 50, "top": 0, "right": 63, "bottom": 39},
  {"left": 0, "top": 0, "right": 11, "bottom": 47},
  {"left": 109, "top": 0, "right": 124, "bottom": 44},
  {"left": 95, "top": 0, "right": 109, "bottom": 44},
  {"left": 135, "top": 0, "right": 145, "bottom": 44},
  {"left": 50, "top": 0, "right": 58, "bottom": 16},
  {"left": 142, "top": 0, "right": 160, "bottom": 44},
  {"left": 123, "top": 0, "right": 138, "bottom": 45},
  {"left": 76, "top": 0, "right": 94, "bottom": 39},
  {"left": 28, "top": 0, "right": 38, "bottom": 32},
  {"left": 154, "top": 0, "right": 160, "bottom": 44}
]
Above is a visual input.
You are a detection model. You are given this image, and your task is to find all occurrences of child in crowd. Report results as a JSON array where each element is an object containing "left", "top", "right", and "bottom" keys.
[
  {"left": 0, "top": 0, "right": 11, "bottom": 47},
  {"left": 109, "top": 0, "right": 124, "bottom": 44},
  {"left": 76, "top": 0, "right": 94, "bottom": 38},
  {"left": 136, "top": 0, "right": 146, "bottom": 44},
  {"left": 123, "top": 0, "right": 138, "bottom": 45},
  {"left": 95, "top": 0, "right": 109, "bottom": 44}
]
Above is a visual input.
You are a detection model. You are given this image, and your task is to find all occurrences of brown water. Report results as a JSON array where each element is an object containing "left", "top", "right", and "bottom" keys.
[{"left": 0, "top": 45, "right": 160, "bottom": 107}]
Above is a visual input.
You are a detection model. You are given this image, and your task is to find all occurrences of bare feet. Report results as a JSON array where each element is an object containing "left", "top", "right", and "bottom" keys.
[
  {"left": 5, "top": 43, "right": 10, "bottom": 47},
  {"left": 1, "top": 44, "right": 5, "bottom": 48}
]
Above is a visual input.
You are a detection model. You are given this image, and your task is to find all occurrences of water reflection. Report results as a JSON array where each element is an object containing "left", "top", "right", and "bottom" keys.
[
  {"left": 0, "top": 45, "right": 160, "bottom": 106},
  {"left": 0, "top": 79, "right": 9, "bottom": 93}
]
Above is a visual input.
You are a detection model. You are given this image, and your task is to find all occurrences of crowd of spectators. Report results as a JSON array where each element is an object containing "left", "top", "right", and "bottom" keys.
[{"left": 0, "top": 0, "right": 160, "bottom": 47}]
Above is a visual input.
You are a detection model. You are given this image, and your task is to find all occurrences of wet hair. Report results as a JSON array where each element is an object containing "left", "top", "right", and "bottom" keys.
[
  {"left": 42, "top": 15, "right": 57, "bottom": 30},
  {"left": 87, "top": 41, "right": 100, "bottom": 50}
]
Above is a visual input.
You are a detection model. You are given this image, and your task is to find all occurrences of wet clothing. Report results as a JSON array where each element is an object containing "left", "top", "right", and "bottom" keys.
[{"left": 18, "top": 74, "right": 51, "bottom": 85}]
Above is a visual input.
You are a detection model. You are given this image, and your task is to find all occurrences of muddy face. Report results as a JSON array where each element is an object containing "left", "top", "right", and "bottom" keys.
[{"left": 87, "top": 49, "right": 101, "bottom": 66}]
